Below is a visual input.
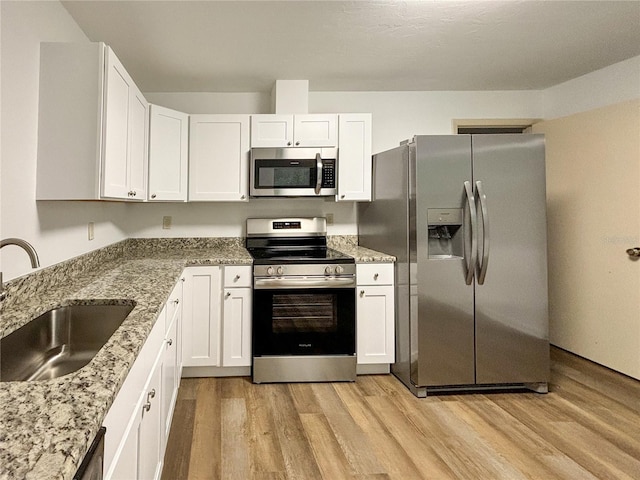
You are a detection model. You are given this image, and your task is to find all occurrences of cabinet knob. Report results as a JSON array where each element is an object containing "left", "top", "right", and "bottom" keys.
[
  {"left": 360, "top": 290, "right": 365, "bottom": 297},
  {"left": 173, "top": 298, "right": 180, "bottom": 305},
  {"left": 287, "top": 141, "right": 292, "bottom": 146},
  {"left": 374, "top": 273, "right": 379, "bottom": 280},
  {"left": 167, "top": 338, "right": 173, "bottom": 346},
  {"left": 235, "top": 274, "right": 241, "bottom": 281},
  {"left": 295, "top": 141, "right": 300, "bottom": 146},
  {"left": 143, "top": 402, "right": 151, "bottom": 412},
  {"left": 148, "top": 389, "right": 156, "bottom": 399},
  {"left": 341, "top": 194, "right": 345, "bottom": 199},
  {"left": 132, "top": 191, "right": 137, "bottom": 197},
  {"left": 181, "top": 277, "right": 185, "bottom": 282},
  {"left": 240, "top": 194, "right": 246, "bottom": 200},
  {"left": 151, "top": 193, "right": 156, "bottom": 199},
  {"left": 128, "top": 191, "right": 133, "bottom": 197},
  {"left": 225, "top": 292, "right": 231, "bottom": 298}
]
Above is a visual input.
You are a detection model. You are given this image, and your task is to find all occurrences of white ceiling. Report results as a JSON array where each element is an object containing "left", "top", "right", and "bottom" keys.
[{"left": 61, "top": 0, "right": 640, "bottom": 93}]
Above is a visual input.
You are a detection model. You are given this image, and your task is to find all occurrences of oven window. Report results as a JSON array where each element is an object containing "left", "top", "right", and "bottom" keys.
[{"left": 272, "top": 293, "right": 337, "bottom": 333}]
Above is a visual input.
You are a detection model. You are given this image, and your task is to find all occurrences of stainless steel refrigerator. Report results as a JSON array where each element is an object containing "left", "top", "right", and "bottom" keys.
[{"left": 358, "top": 134, "right": 549, "bottom": 397}]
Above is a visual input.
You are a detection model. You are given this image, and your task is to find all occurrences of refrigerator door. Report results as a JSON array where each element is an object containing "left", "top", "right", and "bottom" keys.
[
  {"left": 472, "top": 134, "right": 549, "bottom": 384},
  {"left": 413, "top": 135, "right": 475, "bottom": 387}
]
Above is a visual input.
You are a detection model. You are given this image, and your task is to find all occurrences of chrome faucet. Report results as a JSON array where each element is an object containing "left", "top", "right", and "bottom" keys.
[{"left": 0, "top": 238, "right": 40, "bottom": 301}]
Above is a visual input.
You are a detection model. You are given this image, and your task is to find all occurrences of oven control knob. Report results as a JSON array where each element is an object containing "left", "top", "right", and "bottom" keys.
[
  {"left": 276, "top": 266, "right": 284, "bottom": 275},
  {"left": 267, "top": 266, "right": 274, "bottom": 276},
  {"left": 335, "top": 265, "right": 344, "bottom": 275},
  {"left": 325, "top": 266, "right": 334, "bottom": 275}
]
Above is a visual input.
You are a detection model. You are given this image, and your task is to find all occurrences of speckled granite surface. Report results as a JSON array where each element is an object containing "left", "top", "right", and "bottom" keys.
[{"left": 0, "top": 236, "right": 390, "bottom": 480}]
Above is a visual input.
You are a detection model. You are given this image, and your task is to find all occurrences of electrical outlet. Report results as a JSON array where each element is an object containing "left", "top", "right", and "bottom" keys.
[
  {"left": 326, "top": 213, "right": 334, "bottom": 225},
  {"left": 88, "top": 222, "right": 94, "bottom": 241},
  {"left": 162, "top": 216, "right": 172, "bottom": 229}
]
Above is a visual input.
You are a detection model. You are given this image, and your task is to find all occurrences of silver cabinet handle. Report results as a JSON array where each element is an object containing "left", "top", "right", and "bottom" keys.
[
  {"left": 373, "top": 273, "right": 379, "bottom": 280},
  {"left": 235, "top": 274, "right": 241, "bottom": 281},
  {"left": 151, "top": 193, "right": 156, "bottom": 199},
  {"left": 295, "top": 141, "right": 300, "bottom": 146},
  {"left": 143, "top": 402, "right": 151, "bottom": 412},
  {"left": 167, "top": 338, "right": 173, "bottom": 346},
  {"left": 173, "top": 298, "right": 179, "bottom": 304},
  {"left": 463, "top": 181, "right": 477, "bottom": 285},
  {"left": 287, "top": 141, "right": 292, "bottom": 146},
  {"left": 360, "top": 290, "right": 365, "bottom": 297},
  {"left": 627, "top": 247, "right": 640, "bottom": 257},
  {"left": 315, "top": 153, "right": 323, "bottom": 195},
  {"left": 148, "top": 389, "right": 156, "bottom": 399},
  {"left": 340, "top": 194, "right": 345, "bottom": 199},
  {"left": 225, "top": 292, "right": 231, "bottom": 298},
  {"left": 475, "top": 180, "right": 490, "bottom": 285},
  {"left": 240, "top": 194, "right": 246, "bottom": 200}
]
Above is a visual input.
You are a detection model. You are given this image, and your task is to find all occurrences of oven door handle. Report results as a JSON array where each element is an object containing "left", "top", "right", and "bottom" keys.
[{"left": 254, "top": 277, "right": 356, "bottom": 289}]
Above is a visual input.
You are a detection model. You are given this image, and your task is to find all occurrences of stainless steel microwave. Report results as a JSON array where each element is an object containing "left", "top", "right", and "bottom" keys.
[{"left": 250, "top": 147, "right": 338, "bottom": 197}]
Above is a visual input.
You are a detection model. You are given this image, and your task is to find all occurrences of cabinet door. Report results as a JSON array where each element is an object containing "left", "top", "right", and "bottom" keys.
[
  {"left": 222, "top": 287, "right": 252, "bottom": 367},
  {"left": 137, "top": 353, "right": 163, "bottom": 480},
  {"left": 357, "top": 285, "right": 395, "bottom": 364},
  {"left": 250, "top": 114, "right": 294, "bottom": 147},
  {"left": 337, "top": 114, "right": 372, "bottom": 201},
  {"left": 107, "top": 411, "right": 139, "bottom": 480},
  {"left": 148, "top": 105, "right": 188, "bottom": 201},
  {"left": 127, "top": 88, "right": 148, "bottom": 200},
  {"left": 182, "top": 267, "right": 222, "bottom": 367},
  {"left": 189, "top": 115, "right": 249, "bottom": 201},
  {"left": 102, "top": 48, "right": 131, "bottom": 199},
  {"left": 102, "top": 47, "right": 148, "bottom": 201},
  {"left": 294, "top": 114, "right": 337, "bottom": 147},
  {"left": 161, "top": 316, "right": 179, "bottom": 446}
]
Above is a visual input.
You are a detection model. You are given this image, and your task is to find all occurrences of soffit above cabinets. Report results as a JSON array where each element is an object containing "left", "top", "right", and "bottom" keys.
[{"left": 60, "top": 1, "right": 640, "bottom": 93}]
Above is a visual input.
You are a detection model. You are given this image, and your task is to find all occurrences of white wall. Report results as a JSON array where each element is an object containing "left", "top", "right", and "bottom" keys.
[
  {"left": 0, "top": 1, "right": 129, "bottom": 281},
  {"left": 542, "top": 55, "right": 640, "bottom": 119}
]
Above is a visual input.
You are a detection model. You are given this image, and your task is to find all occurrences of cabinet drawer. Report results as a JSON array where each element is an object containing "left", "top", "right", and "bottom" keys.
[
  {"left": 224, "top": 265, "right": 252, "bottom": 288},
  {"left": 356, "top": 263, "right": 394, "bottom": 286}
]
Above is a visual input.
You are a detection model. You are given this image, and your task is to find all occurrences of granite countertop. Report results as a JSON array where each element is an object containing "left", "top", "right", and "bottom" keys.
[{"left": 0, "top": 237, "right": 392, "bottom": 480}]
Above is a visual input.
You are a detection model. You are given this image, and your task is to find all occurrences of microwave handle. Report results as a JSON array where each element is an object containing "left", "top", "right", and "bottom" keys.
[{"left": 315, "top": 153, "right": 323, "bottom": 194}]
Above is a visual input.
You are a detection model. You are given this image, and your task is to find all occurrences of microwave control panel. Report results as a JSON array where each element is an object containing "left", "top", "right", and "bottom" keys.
[{"left": 322, "top": 160, "right": 336, "bottom": 188}]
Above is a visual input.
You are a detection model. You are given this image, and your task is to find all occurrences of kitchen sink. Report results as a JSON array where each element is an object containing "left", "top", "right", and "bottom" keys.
[{"left": 0, "top": 303, "right": 134, "bottom": 382}]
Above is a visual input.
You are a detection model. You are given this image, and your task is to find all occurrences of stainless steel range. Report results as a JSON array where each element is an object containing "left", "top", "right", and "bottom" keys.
[{"left": 246, "top": 217, "right": 356, "bottom": 383}]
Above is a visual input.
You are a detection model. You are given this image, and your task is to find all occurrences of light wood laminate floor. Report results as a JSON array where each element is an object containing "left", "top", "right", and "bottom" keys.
[{"left": 161, "top": 347, "right": 640, "bottom": 479}]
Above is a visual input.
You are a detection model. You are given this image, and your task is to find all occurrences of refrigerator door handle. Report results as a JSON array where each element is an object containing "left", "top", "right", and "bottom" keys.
[
  {"left": 475, "top": 180, "right": 490, "bottom": 285},
  {"left": 463, "top": 181, "right": 477, "bottom": 285}
]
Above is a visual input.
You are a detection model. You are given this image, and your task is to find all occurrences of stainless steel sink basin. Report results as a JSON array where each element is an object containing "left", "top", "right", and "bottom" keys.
[{"left": 1, "top": 303, "right": 134, "bottom": 382}]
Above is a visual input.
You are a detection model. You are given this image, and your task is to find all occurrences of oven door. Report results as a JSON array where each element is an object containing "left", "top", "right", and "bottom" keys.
[{"left": 253, "top": 279, "right": 355, "bottom": 356}]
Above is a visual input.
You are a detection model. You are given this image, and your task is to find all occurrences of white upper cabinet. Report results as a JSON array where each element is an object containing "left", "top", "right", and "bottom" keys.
[
  {"left": 148, "top": 105, "right": 189, "bottom": 201},
  {"left": 337, "top": 113, "right": 372, "bottom": 202},
  {"left": 36, "top": 42, "right": 148, "bottom": 201},
  {"left": 251, "top": 114, "right": 337, "bottom": 147},
  {"left": 102, "top": 47, "right": 149, "bottom": 200},
  {"left": 189, "top": 115, "right": 250, "bottom": 201}
]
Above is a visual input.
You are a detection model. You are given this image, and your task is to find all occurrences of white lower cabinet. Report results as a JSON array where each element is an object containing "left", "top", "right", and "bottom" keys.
[
  {"left": 182, "top": 266, "right": 222, "bottom": 367},
  {"left": 104, "top": 276, "right": 184, "bottom": 480},
  {"left": 356, "top": 263, "right": 395, "bottom": 365},
  {"left": 136, "top": 354, "right": 163, "bottom": 480},
  {"left": 182, "top": 265, "right": 252, "bottom": 370}
]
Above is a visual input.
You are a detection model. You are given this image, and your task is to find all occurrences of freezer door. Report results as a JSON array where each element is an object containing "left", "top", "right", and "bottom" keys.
[
  {"left": 413, "top": 135, "right": 475, "bottom": 387},
  {"left": 472, "top": 134, "right": 549, "bottom": 384}
]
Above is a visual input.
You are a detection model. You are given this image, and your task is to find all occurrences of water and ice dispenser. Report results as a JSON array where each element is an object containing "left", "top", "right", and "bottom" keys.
[{"left": 427, "top": 208, "right": 464, "bottom": 258}]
